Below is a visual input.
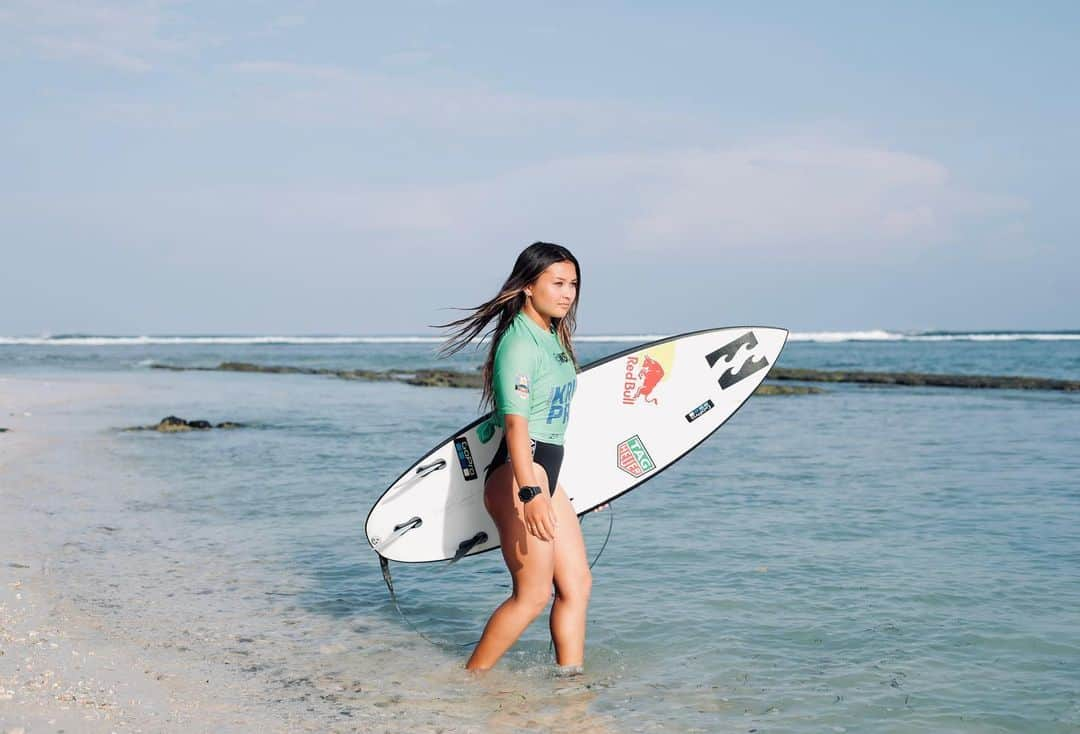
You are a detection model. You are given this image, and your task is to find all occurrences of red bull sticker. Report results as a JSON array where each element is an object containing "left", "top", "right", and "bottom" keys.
[
  {"left": 617, "top": 434, "right": 656, "bottom": 478},
  {"left": 621, "top": 343, "right": 675, "bottom": 406}
]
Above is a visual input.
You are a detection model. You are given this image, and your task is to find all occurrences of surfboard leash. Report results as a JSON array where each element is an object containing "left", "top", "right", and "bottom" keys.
[{"left": 378, "top": 504, "right": 615, "bottom": 650}]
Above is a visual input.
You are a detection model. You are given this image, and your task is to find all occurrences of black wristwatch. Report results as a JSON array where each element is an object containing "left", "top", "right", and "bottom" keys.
[{"left": 518, "top": 485, "right": 544, "bottom": 503}]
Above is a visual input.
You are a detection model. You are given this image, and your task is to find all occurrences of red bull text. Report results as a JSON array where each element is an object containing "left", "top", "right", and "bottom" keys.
[{"left": 622, "top": 354, "right": 667, "bottom": 405}]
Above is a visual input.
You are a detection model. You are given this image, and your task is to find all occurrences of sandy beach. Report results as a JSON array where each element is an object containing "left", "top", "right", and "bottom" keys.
[
  {"left": 0, "top": 377, "right": 284, "bottom": 733},
  {"left": 0, "top": 375, "right": 624, "bottom": 733}
]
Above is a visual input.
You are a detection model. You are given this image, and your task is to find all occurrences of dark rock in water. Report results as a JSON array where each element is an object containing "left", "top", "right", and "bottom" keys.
[
  {"left": 122, "top": 416, "right": 246, "bottom": 432},
  {"left": 218, "top": 361, "right": 308, "bottom": 374},
  {"left": 152, "top": 361, "right": 394, "bottom": 382},
  {"left": 754, "top": 384, "right": 824, "bottom": 396},
  {"left": 0, "top": 427, "right": 8, "bottom": 433},
  {"left": 769, "top": 368, "right": 1080, "bottom": 392},
  {"left": 403, "top": 369, "right": 485, "bottom": 389},
  {"left": 149, "top": 360, "right": 1078, "bottom": 394},
  {"left": 334, "top": 368, "right": 393, "bottom": 381},
  {"left": 152, "top": 361, "right": 480, "bottom": 388},
  {"left": 157, "top": 415, "right": 192, "bottom": 432},
  {"left": 149, "top": 361, "right": 809, "bottom": 393}
]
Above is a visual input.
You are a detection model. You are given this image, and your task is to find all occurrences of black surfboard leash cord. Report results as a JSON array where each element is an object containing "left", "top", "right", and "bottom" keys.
[{"left": 378, "top": 504, "right": 615, "bottom": 650}]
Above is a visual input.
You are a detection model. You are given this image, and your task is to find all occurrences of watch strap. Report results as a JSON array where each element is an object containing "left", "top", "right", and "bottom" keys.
[{"left": 518, "top": 485, "right": 543, "bottom": 502}]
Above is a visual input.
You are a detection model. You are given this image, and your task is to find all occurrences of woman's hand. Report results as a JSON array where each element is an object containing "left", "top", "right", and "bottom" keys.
[{"left": 523, "top": 492, "right": 558, "bottom": 541}]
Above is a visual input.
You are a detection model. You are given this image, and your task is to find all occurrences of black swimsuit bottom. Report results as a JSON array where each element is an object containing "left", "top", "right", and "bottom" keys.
[{"left": 483, "top": 436, "right": 564, "bottom": 496}]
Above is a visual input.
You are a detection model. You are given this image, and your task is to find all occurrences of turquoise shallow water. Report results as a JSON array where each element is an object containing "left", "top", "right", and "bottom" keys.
[{"left": 2, "top": 336, "right": 1079, "bottom": 731}]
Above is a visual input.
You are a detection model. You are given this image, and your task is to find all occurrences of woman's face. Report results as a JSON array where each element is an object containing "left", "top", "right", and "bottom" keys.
[{"left": 527, "top": 260, "right": 578, "bottom": 319}]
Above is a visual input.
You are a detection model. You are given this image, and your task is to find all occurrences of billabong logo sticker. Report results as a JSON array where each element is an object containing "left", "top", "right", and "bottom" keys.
[
  {"left": 514, "top": 375, "right": 530, "bottom": 400},
  {"left": 454, "top": 437, "right": 477, "bottom": 481},
  {"left": 704, "top": 331, "right": 769, "bottom": 390},
  {"left": 617, "top": 434, "right": 656, "bottom": 478},
  {"left": 622, "top": 342, "right": 675, "bottom": 406}
]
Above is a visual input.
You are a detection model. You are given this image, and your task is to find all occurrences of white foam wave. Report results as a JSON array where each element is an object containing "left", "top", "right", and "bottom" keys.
[
  {"left": 789, "top": 330, "right": 1080, "bottom": 342},
  {"left": 1, "top": 331, "right": 1077, "bottom": 346},
  {"left": 788, "top": 330, "right": 901, "bottom": 342},
  {"left": 0, "top": 334, "right": 671, "bottom": 346},
  {"left": 0, "top": 335, "right": 452, "bottom": 346},
  {"left": 904, "top": 333, "right": 1080, "bottom": 342}
]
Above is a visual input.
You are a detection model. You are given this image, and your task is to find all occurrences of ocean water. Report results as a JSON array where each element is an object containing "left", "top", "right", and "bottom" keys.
[{"left": 2, "top": 332, "right": 1079, "bottom": 732}]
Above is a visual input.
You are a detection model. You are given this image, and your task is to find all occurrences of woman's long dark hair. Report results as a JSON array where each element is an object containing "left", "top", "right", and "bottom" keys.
[{"left": 434, "top": 242, "right": 580, "bottom": 410}]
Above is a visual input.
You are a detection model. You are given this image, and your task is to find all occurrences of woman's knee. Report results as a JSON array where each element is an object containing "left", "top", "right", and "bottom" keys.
[
  {"left": 513, "top": 586, "right": 554, "bottom": 616},
  {"left": 555, "top": 569, "right": 592, "bottom": 604}
]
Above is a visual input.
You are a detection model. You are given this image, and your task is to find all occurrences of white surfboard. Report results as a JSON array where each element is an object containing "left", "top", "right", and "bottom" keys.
[{"left": 366, "top": 327, "right": 788, "bottom": 563}]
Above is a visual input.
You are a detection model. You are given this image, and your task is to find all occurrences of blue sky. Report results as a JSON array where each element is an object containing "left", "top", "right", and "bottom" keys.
[{"left": 2, "top": 1, "right": 1077, "bottom": 334}]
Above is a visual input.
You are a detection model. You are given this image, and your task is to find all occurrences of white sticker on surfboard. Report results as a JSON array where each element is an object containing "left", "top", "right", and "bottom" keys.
[{"left": 366, "top": 326, "right": 787, "bottom": 563}]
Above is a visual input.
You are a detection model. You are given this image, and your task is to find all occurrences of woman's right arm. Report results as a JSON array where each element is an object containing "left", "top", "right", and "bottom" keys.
[{"left": 504, "top": 414, "right": 558, "bottom": 541}]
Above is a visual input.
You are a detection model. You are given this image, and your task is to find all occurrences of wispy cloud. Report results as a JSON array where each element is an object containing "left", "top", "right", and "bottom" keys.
[
  {"left": 70, "top": 55, "right": 693, "bottom": 140},
  {"left": 32, "top": 34, "right": 154, "bottom": 72},
  {"left": 267, "top": 14, "right": 304, "bottom": 31},
  {"left": 2, "top": 0, "right": 211, "bottom": 71},
  {"left": 228, "top": 60, "right": 352, "bottom": 81},
  {"left": 378, "top": 48, "right": 434, "bottom": 68},
  {"left": 4, "top": 136, "right": 1025, "bottom": 262},
  {"left": 223, "top": 59, "right": 675, "bottom": 137},
  {"left": 225, "top": 137, "right": 1025, "bottom": 257}
]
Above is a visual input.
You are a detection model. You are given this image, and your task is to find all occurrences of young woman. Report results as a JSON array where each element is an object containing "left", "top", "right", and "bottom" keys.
[{"left": 437, "top": 242, "right": 590, "bottom": 673}]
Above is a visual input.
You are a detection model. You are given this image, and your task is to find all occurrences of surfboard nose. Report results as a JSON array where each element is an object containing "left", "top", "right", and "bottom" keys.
[{"left": 754, "top": 327, "right": 789, "bottom": 359}]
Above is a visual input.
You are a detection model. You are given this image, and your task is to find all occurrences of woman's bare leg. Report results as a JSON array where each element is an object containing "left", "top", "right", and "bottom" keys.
[
  {"left": 465, "top": 462, "right": 555, "bottom": 671},
  {"left": 548, "top": 484, "right": 592, "bottom": 667}
]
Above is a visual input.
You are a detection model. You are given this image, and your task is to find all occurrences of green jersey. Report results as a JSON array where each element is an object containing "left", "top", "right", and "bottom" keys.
[{"left": 490, "top": 310, "right": 577, "bottom": 445}]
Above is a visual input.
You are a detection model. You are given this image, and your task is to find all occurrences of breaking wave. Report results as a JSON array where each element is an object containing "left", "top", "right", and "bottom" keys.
[{"left": 2, "top": 330, "right": 1078, "bottom": 346}]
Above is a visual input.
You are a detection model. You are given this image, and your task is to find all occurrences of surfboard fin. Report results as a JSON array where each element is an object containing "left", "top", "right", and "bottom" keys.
[
  {"left": 371, "top": 516, "right": 422, "bottom": 554},
  {"left": 446, "top": 531, "right": 488, "bottom": 566},
  {"left": 415, "top": 459, "right": 446, "bottom": 477}
]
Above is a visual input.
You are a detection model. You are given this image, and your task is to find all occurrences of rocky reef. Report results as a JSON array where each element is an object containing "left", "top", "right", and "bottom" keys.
[
  {"left": 150, "top": 361, "right": 1078, "bottom": 394},
  {"left": 150, "top": 361, "right": 817, "bottom": 394},
  {"left": 753, "top": 384, "right": 824, "bottom": 395},
  {"left": 152, "top": 361, "right": 485, "bottom": 388},
  {"left": 769, "top": 367, "right": 1079, "bottom": 392},
  {"left": 123, "top": 415, "right": 247, "bottom": 432}
]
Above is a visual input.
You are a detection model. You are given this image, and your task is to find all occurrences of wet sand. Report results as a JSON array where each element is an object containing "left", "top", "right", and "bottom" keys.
[
  {"left": 0, "top": 376, "right": 620, "bottom": 733},
  {"left": 0, "top": 377, "right": 283, "bottom": 733}
]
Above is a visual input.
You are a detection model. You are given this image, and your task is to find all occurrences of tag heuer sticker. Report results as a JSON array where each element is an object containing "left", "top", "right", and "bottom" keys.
[{"left": 617, "top": 434, "right": 656, "bottom": 478}]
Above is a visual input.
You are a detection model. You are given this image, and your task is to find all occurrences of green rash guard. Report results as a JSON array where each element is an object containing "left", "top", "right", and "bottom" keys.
[{"left": 490, "top": 310, "right": 577, "bottom": 445}]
